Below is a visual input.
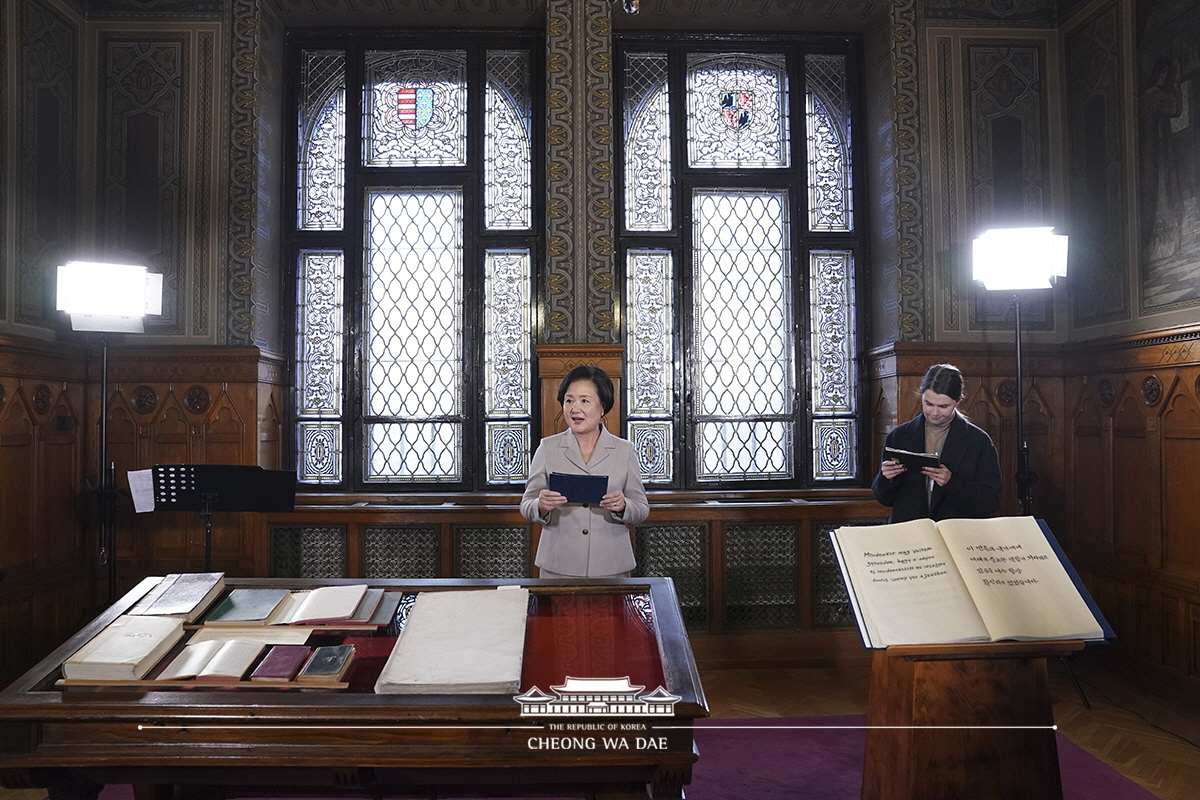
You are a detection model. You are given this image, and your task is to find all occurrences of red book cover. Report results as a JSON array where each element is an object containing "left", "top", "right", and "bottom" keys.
[{"left": 249, "top": 645, "right": 311, "bottom": 682}]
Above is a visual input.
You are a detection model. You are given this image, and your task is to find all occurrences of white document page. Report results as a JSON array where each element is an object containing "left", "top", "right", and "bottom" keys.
[
  {"left": 937, "top": 516, "right": 1104, "bottom": 642},
  {"left": 832, "top": 519, "right": 990, "bottom": 647},
  {"left": 375, "top": 588, "right": 530, "bottom": 694},
  {"left": 128, "top": 469, "right": 155, "bottom": 513}
]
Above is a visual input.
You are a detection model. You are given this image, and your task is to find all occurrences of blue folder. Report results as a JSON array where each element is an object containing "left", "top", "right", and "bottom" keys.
[{"left": 549, "top": 472, "right": 607, "bottom": 504}]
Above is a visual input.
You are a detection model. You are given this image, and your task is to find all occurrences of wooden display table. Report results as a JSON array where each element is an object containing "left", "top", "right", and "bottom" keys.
[
  {"left": 862, "top": 640, "right": 1084, "bottom": 800},
  {"left": 0, "top": 577, "right": 707, "bottom": 800}
]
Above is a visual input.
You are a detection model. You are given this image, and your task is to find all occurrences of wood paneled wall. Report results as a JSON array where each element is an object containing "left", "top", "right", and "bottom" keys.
[
  {"left": 0, "top": 337, "right": 93, "bottom": 685},
  {"left": 869, "top": 331, "right": 1200, "bottom": 708},
  {"left": 5, "top": 333, "right": 1200, "bottom": 707},
  {"left": 1060, "top": 329, "right": 1200, "bottom": 706},
  {"left": 101, "top": 346, "right": 286, "bottom": 587}
]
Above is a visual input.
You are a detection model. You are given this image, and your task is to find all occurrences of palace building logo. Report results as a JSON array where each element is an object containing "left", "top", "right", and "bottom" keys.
[{"left": 514, "top": 677, "right": 680, "bottom": 717}]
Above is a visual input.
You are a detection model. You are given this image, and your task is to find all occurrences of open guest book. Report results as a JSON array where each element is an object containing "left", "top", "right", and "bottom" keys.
[{"left": 830, "top": 516, "right": 1114, "bottom": 648}]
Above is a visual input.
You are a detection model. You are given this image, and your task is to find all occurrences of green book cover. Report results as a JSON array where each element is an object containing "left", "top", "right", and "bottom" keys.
[
  {"left": 203, "top": 588, "right": 290, "bottom": 626},
  {"left": 296, "top": 644, "right": 355, "bottom": 682}
]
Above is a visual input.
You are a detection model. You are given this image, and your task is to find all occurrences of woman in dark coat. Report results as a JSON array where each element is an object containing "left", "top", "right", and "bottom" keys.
[{"left": 872, "top": 364, "right": 1001, "bottom": 523}]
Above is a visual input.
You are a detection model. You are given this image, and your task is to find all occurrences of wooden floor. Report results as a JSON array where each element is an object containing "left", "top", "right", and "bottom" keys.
[
  {"left": 699, "top": 650, "right": 1200, "bottom": 800},
  {"left": 1, "top": 650, "right": 1197, "bottom": 799}
]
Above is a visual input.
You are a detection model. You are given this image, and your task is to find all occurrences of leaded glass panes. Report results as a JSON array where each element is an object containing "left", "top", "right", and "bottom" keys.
[
  {"left": 692, "top": 189, "right": 793, "bottom": 481},
  {"left": 617, "top": 37, "right": 861, "bottom": 488},
  {"left": 805, "top": 54, "right": 854, "bottom": 232},
  {"left": 686, "top": 53, "right": 789, "bottom": 169},
  {"left": 813, "top": 418, "right": 856, "bottom": 479},
  {"left": 290, "top": 34, "right": 539, "bottom": 490},
  {"left": 296, "top": 250, "right": 344, "bottom": 416},
  {"left": 627, "top": 248, "right": 674, "bottom": 484},
  {"left": 298, "top": 422, "right": 341, "bottom": 484},
  {"left": 298, "top": 51, "right": 346, "bottom": 230},
  {"left": 485, "top": 51, "right": 532, "bottom": 230},
  {"left": 627, "top": 250, "right": 673, "bottom": 415},
  {"left": 624, "top": 52, "right": 671, "bottom": 231},
  {"left": 629, "top": 421, "right": 673, "bottom": 483},
  {"left": 364, "top": 50, "right": 467, "bottom": 167},
  {"left": 484, "top": 247, "right": 532, "bottom": 484},
  {"left": 810, "top": 249, "right": 858, "bottom": 481},
  {"left": 363, "top": 187, "right": 463, "bottom": 483},
  {"left": 487, "top": 421, "right": 530, "bottom": 484},
  {"left": 296, "top": 249, "right": 345, "bottom": 485},
  {"left": 484, "top": 249, "right": 531, "bottom": 417},
  {"left": 367, "top": 422, "right": 461, "bottom": 482},
  {"left": 809, "top": 250, "right": 856, "bottom": 415}
]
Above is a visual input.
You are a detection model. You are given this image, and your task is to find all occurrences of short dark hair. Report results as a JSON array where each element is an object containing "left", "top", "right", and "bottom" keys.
[
  {"left": 919, "top": 363, "right": 964, "bottom": 401},
  {"left": 557, "top": 365, "right": 615, "bottom": 414}
]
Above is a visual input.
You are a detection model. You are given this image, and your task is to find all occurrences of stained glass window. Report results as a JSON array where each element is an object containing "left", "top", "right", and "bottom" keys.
[
  {"left": 686, "top": 53, "right": 789, "bottom": 169},
  {"left": 809, "top": 250, "right": 858, "bottom": 480},
  {"left": 364, "top": 50, "right": 467, "bottom": 167},
  {"left": 626, "top": 249, "right": 674, "bottom": 483},
  {"left": 693, "top": 190, "right": 793, "bottom": 481},
  {"left": 624, "top": 53, "right": 672, "bottom": 231},
  {"left": 484, "top": 248, "right": 533, "bottom": 484},
  {"left": 298, "top": 52, "right": 346, "bottom": 230},
  {"left": 290, "top": 35, "right": 539, "bottom": 490},
  {"left": 805, "top": 54, "right": 854, "bottom": 232},
  {"left": 296, "top": 249, "right": 344, "bottom": 484},
  {"left": 485, "top": 51, "right": 533, "bottom": 230},
  {"left": 619, "top": 37, "right": 861, "bottom": 487}
]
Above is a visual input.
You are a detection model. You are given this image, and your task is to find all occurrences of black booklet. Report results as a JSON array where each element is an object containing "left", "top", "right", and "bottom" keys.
[
  {"left": 549, "top": 472, "right": 607, "bottom": 504},
  {"left": 883, "top": 446, "right": 940, "bottom": 470}
]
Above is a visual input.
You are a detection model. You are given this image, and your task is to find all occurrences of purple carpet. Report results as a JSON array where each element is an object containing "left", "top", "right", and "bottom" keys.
[{"left": 91, "top": 715, "right": 1156, "bottom": 800}]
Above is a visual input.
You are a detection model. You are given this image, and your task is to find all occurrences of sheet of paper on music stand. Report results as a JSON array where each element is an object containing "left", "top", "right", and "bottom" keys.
[
  {"left": 128, "top": 469, "right": 155, "bottom": 513},
  {"left": 374, "top": 587, "right": 529, "bottom": 694}
]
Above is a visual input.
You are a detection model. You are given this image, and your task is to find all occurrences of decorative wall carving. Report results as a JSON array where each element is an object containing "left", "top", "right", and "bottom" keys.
[
  {"left": 1142, "top": 374, "right": 1162, "bottom": 405},
  {"left": 1064, "top": 4, "right": 1129, "bottom": 325},
  {"left": 15, "top": 0, "right": 78, "bottom": 327},
  {"left": 99, "top": 35, "right": 186, "bottom": 334},
  {"left": 963, "top": 40, "right": 1053, "bottom": 332},
  {"left": 225, "top": 0, "right": 262, "bottom": 345},
  {"left": 184, "top": 384, "right": 210, "bottom": 413},
  {"left": 544, "top": 0, "right": 618, "bottom": 344},
  {"left": 890, "top": 0, "right": 926, "bottom": 340}
]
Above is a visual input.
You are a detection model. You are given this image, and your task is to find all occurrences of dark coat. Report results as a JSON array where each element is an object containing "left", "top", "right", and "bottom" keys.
[{"left": 871, "top": 412, "right": 1002, "bottom": 523}]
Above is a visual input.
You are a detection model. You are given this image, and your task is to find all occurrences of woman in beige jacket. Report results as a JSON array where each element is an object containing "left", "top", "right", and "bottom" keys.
[{"left": 520, "top": 365, "right": 650, "bottom": 577}]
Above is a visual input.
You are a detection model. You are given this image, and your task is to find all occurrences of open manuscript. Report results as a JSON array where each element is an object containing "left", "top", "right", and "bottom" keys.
[{"left": 830, "top": 516, "right": 1113, "bottom": 648}]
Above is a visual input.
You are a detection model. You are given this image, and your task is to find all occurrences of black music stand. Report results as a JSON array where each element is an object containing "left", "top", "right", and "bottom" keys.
[{"left": 137, "top": 465, "right": 296, "bottom": 571}]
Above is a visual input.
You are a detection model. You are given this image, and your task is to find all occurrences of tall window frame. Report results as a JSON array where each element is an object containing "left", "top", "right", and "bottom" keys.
[
  {"left": 617, "top": 35, "right": 866, "bottom": 489},
  {"left": 285, "top": 30, "right": 543, "bottom": 492}
]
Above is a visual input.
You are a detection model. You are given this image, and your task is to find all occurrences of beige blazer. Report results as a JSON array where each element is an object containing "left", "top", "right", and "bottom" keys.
[{"left": 520, "top": 428, "right": 650, "bottom": 577}]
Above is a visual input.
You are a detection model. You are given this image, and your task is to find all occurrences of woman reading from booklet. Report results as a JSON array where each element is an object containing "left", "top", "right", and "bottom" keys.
[
  {"left": 872, "top": 363, "right": 1001, "bottom": 523},
  {"left": 520, "top": 365, "right": 650, "bottom": 578}
]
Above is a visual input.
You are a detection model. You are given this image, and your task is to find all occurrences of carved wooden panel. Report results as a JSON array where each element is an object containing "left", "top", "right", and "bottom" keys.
[
  {"left": 1113, "top": 392, "right": 1152, "bottom": 564},
  {"left": 1067, "top": 379, "right": 1109, "bottom": 552},
  {"left": 0, "top": 391, "right": 36, "bottom": 570},
  {"left": 100, "top": 347, "right": 286, "bottom": 586},
  {"left": 535, "top": 344, "right": 624, "bottom": 439},
  {"left": 1162, "top": 388, "right": 1200, "bottom": 575},
  {"left": 0, "top": 339, "right": 91, "bottom": 688}
]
